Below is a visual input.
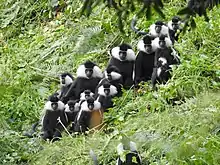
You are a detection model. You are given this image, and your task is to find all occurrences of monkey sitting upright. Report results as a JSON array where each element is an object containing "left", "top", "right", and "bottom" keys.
[
  {"left": 96, "top": 81, "right": 118, "bottom": 112},
  {"left": 73, "top": 97, "right": 102, "bottom": 133},
  {"left": 41, "top": 95, "right": 68, "bottom": 142},
  {"left": 151, "top": 57, "right": 172, "bottom": 89}
]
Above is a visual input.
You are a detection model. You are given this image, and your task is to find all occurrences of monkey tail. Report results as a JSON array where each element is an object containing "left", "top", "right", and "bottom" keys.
[
  {"left": 130, "top": 15, "right": 148, "bottom": 35},
  {"left": 89, "top": 149, "right": 99, "bottom": 165},
  {"left": 23, "top": 121, "right": 39, "bottom": 138}
]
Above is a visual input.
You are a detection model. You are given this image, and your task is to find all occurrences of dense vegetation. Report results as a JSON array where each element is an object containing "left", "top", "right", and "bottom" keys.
[{"left": 0, "top": 0, "right": 220, "bottom": 164}]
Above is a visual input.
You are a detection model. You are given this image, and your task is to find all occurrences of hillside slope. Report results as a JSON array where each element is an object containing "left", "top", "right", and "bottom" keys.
[{"left": 0, "top": 0, "right": 220, "bottom": 164}]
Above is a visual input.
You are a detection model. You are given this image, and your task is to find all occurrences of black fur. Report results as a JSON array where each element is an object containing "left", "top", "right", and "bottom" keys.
[
  {"left": 58, "top": 72, "right": 74, "bottom": 104},
  {"left": 108, "top": 44, "right": 135, "bottom": 89},
  {"left": 41, "top": 96, "right": 68, "bottom": 142},
  {"left": 64, "top": 61, "right": 102, "bottom": 100},
  {"left": 154, "top": 35, "right": 180, "bottom": 66},
  {"left": 151, "top": 58, "right": 172, "bottom": 89},
  {"left": 168, "top": 16, "right": 182, "bottom": 44},
  {"left": 117, "top": 152, "right": 141, "bottom": 165},
  {"left": 134, "top": 35, "right": 156, "bottom": 86},
  {"left": 96, "top": 65, "right": 123, "bottom": 97},
  {"left": 96, "top": 82, "right": 118, "bottom": 111}
]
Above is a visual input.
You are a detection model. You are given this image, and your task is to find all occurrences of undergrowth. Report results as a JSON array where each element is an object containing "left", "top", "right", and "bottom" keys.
[{"left": 0, "top": 0, "right": 220, "bottom": 164}]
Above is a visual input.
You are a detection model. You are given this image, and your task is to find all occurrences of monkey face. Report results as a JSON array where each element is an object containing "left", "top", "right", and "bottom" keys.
[
  {"left": 155, "top": 25, "right": 162, "bottom": 33},
  {"left": 85, "top": 94, "right": 90, "bottom": 100},
  {"left": 88, "top": 103, "right": 94, "bottom": 110},
  {"left": 69, "top": 104, "right": 75, "bottom": 111},
  {"left": 119, "top": 51, "right": 127, "bottom": 61},
  {"left": 104, "top": 88, "right": 110, "bottom": 96},
  {"left": 144, "top": 44, "right": 152, "bottom": 54},
  {"left": 172, "top": 23, "right": 179, "bottom": 31},
  {"left": 51, "top": 102, "right": 58, "bottom": 110},
  {"left": 107, "top": 73, "right": 112, "bottom": 81},
  {"left": 159, "top": 40, "right": 166, "bottom": 49},
  {"left": 85, "top": 68, "right": 93, "bottom": 78}
]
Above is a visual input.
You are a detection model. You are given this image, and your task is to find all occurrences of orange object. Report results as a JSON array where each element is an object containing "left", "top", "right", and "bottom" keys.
[{"left": 89, "top": 109, "right": 104, "bottom": 130}]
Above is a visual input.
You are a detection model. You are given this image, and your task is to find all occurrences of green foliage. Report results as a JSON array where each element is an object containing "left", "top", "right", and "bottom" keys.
[{"left": 0, "top": 0, "right": 220, "bottom": 164}]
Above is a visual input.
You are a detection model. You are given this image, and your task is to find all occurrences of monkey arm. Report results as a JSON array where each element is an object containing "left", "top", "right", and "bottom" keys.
[
  {"left": 62, "top": 79, "right": 77, "bottom": 101},
  {"left": 151, "top": 68, "right": 158, "bottom": 89},
  {"left": 134, "top": 52, "right": 143, "bottom": 86}
]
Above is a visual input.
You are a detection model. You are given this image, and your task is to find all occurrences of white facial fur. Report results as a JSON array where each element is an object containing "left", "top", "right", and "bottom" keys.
[
  {"left": 76, "top": 65, "right": 103, "bottom": 79},
  {"left": 98, "top": 85, "right": 118, "bottom": 96},
  {"left": 64, "top": 103, "right": 80, "bottom": 112},
  {"left": 111, "top": 47, "right": 136, "bottom": 61},
  {"left": 77, "top": 65, "right": 88, "bottom": 78},
  {"left": 93, "top": 66, "right": 103, "bottom": 78},
  {"left": 80, "top": 100, "right": 101, "bottom": 111},
  {"left": 104, "top": 71, "right": 122, "bottom": 80},
  {"left": 152, "top": 37, "right": 173, "bottom": 49},
  {"left": 44, "top": 101, "right": 65, "bottom": 111},
  {"left": 80, "top": 91, "right": 95, "bottom": 100},
  {"left": 60, "top": 75, "right": 73, "bottom": 86},
  {"left": 149, "top": 24, "right": 169, "bottom": 38},
  {"left": 137, "top": 39, "right": 157, "bottom": 53}
]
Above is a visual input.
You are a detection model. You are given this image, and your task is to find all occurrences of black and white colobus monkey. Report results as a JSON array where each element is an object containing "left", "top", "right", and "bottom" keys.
[
  {"left": 64, "top": 61, "right": 103, "bottom": 100},
  {"left": 134, "top": 34, "right": 157, "bottom": 86},
  {"left": 96, "top": 81, "right": 118, "bottom": 111},
  {"left": 41, "top": 95, "right": 68, "bottom": 142},
  {"left": 108, "top": 43, "right": 136, "bottom": 89},
  {"left": 151, "top": 57, "right": 171, "bottom": 89},
  {"left": 152, "top": 35, "right": 180, "bottom": 66},
  {"left": 167, "top": 16, "right": 183, "bottom": 44},
  {"left": 149, "top": 21, "right": 169, "bottom": 39},
  {"left": 64, "top": 100, "right": 80, "bottom": 122},
  {"left": 80, "top": 89, "right": 95, "bottom": 101},
  {"left": 116, "top": 141, "right": 142, "bottom": 165},
  {"left": 96, "top": 65, "right": 123, "bottom": 97},
  {"left": 74, "top": 97, "right": 102, "bottom": 133},
  {"left": 56, "top": 72, "right": 74, "bottom": 103}
]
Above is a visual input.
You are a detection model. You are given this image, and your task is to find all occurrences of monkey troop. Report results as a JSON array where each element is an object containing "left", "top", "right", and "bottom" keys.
[{"left": 24, "top": 17, "right": 181, "bottom": 165}]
